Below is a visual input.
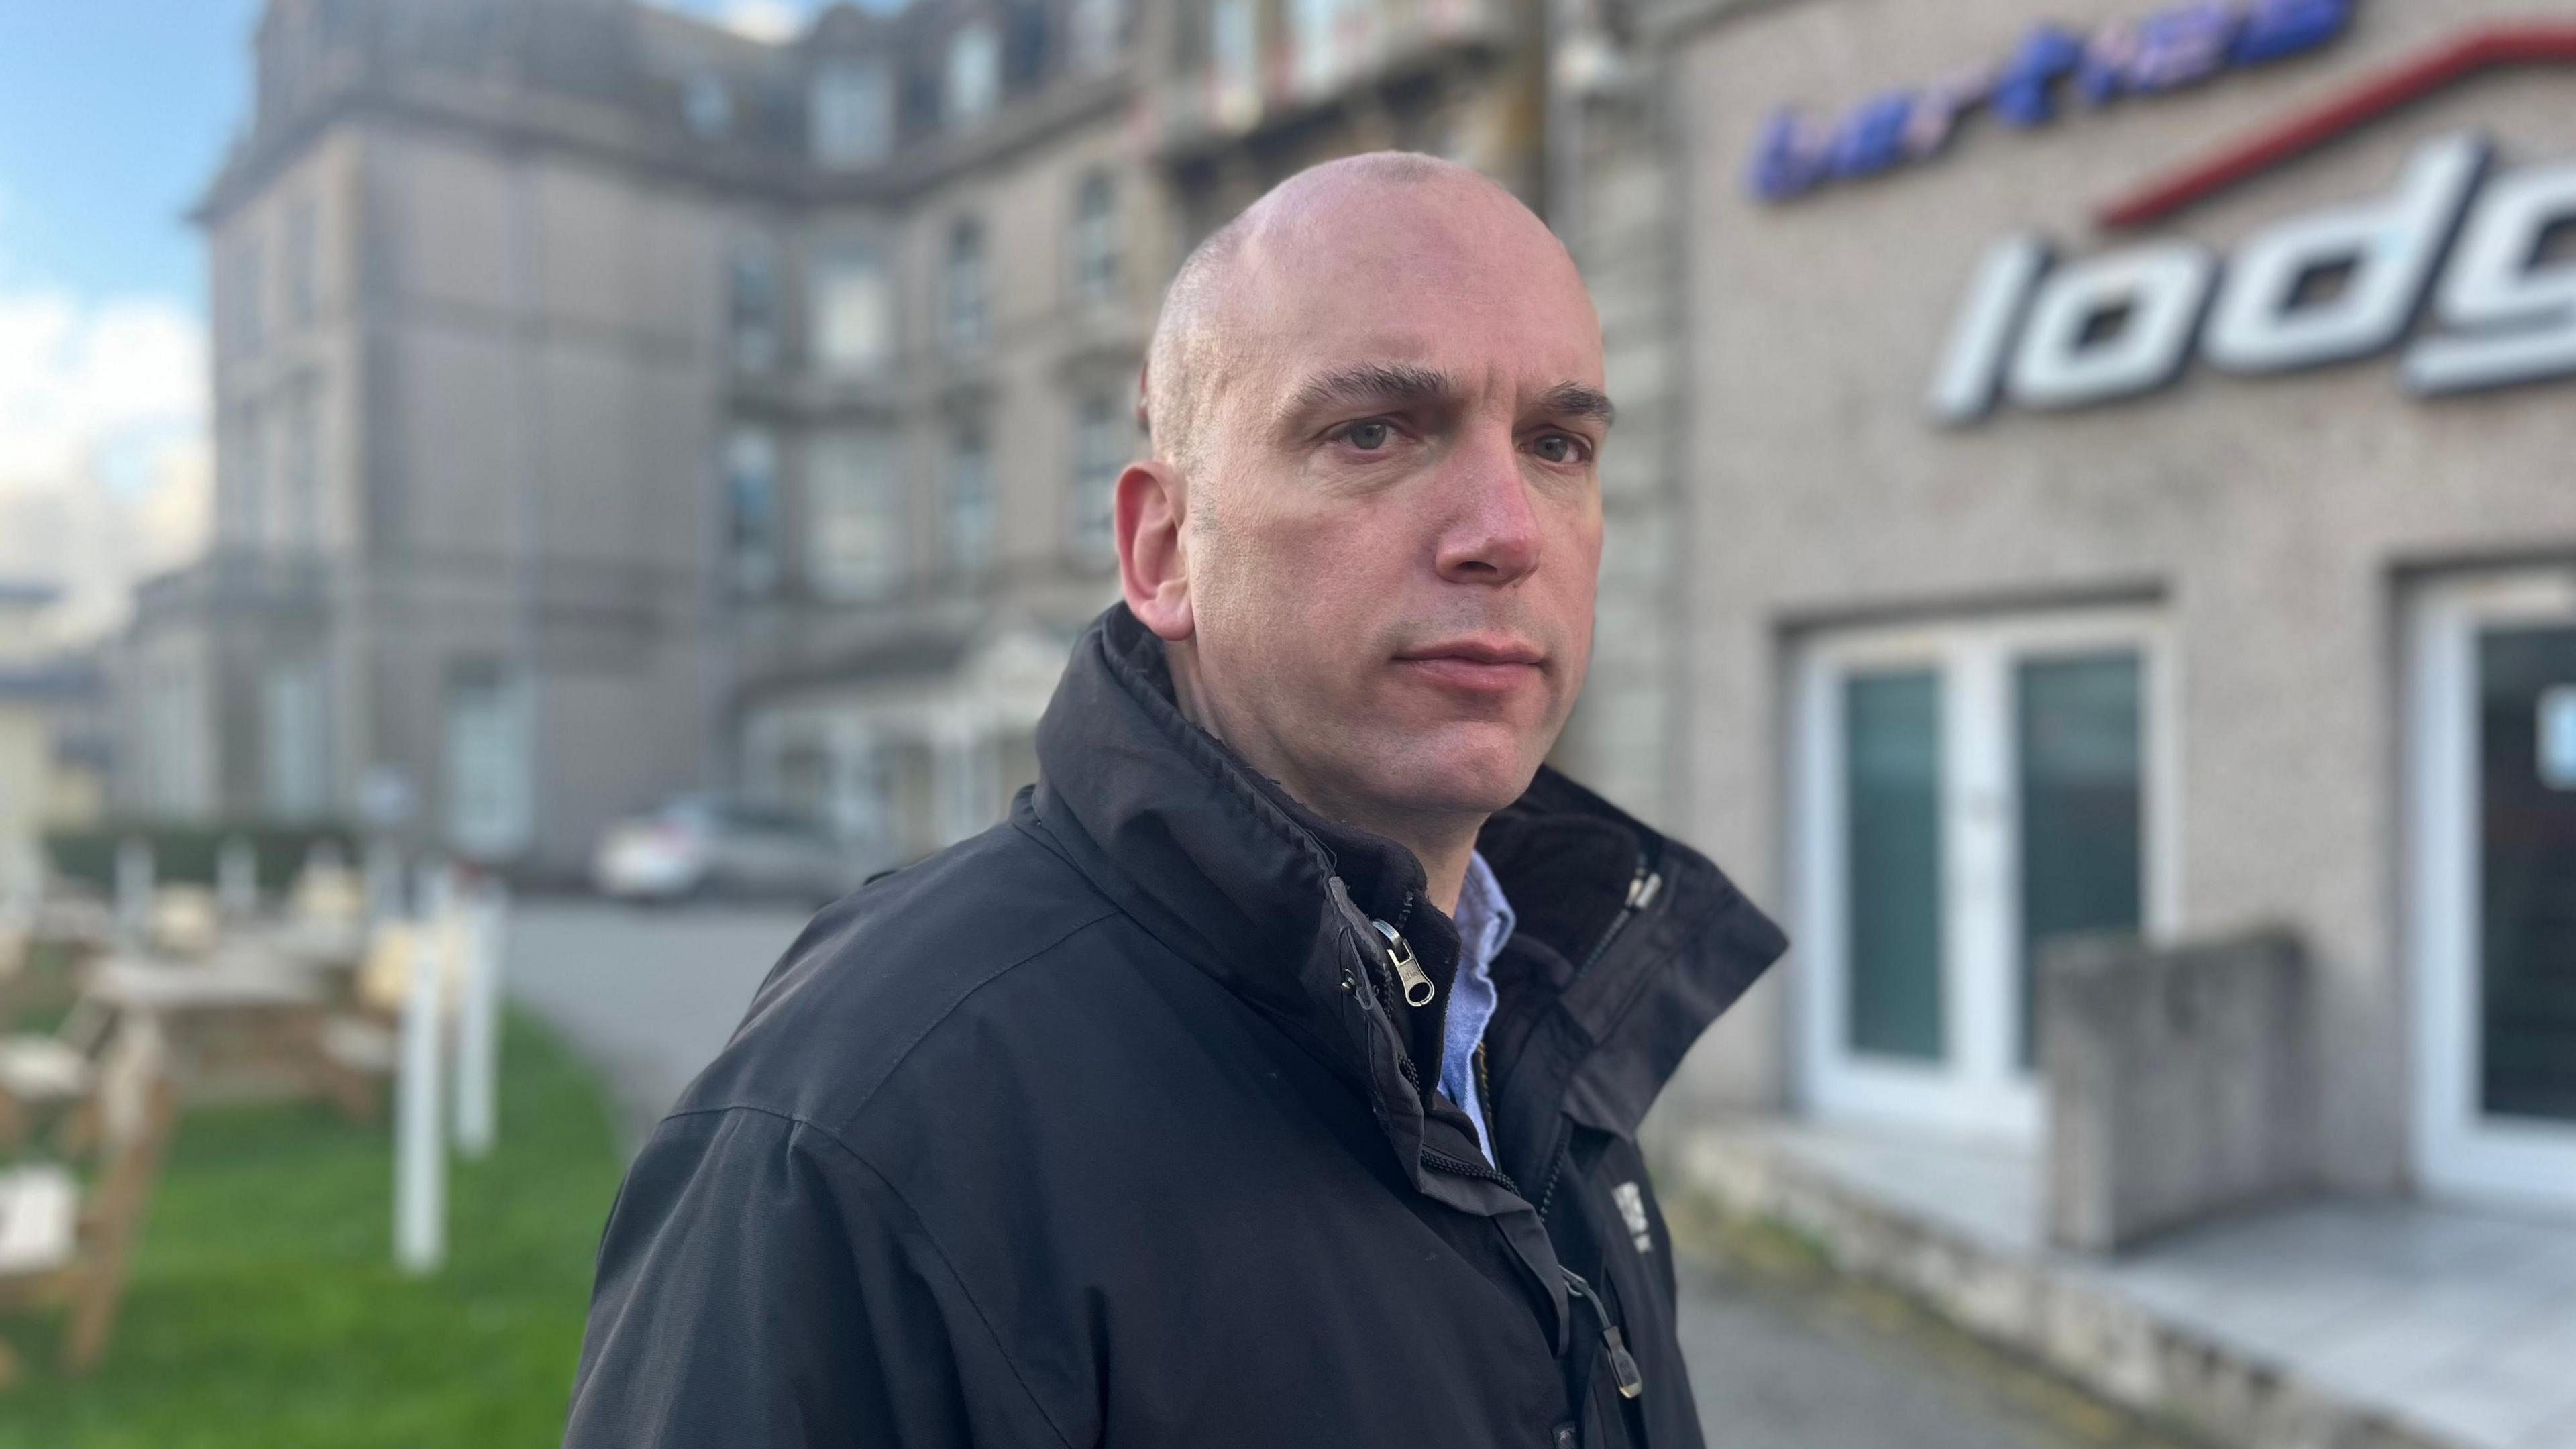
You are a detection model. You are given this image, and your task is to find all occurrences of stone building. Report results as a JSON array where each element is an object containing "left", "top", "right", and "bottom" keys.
[
  {"left": 147, "top": 0, "right": 1163, "bottom": 875},
  {"left": 1139, "top": 0, "right": 1550, "bottom": 237},
  {"left": 1585, "top": 0, "right": 2576, "bottom": 1222}
]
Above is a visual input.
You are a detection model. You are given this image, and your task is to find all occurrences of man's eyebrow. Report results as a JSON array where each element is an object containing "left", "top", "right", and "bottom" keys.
[
  {"left": 1538, "top": 382, "right": 1617, "bottom": 429},
  {"left": 1277, "top": 362, "right": 1458, "bottom": 431}
]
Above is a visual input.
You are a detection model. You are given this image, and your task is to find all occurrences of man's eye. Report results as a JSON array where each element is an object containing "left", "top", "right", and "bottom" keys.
[
  {"left": 1341, "top": 420, "right": 1393, "bottom": 451},
  {"left": 1532, "top": 433, "right": 1587, "bottom": 464}
]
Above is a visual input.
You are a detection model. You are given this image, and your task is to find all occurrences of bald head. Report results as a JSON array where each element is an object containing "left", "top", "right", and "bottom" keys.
[
  {"left": 1142, "top": 152, "right": 1591, "bottom": 492},
  {"left": 1114, "top": 146, "right": 1609, "bottom": 907}
]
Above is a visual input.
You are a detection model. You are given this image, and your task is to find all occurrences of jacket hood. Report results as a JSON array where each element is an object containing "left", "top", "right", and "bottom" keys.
[{"left": 1026, "top": 605, "right": 1786, "bottom": 1152}]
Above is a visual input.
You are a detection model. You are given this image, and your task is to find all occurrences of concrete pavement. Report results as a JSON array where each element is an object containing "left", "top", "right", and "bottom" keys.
[{"left": 504, "top": 897, "right": 808, "bottom": 1148}]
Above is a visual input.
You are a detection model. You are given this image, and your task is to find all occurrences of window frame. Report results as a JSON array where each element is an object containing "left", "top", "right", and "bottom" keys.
[
  {"left": 945, "top": 216, "right": 987, "bottom": 351},
  {"left": 809, "top": 237, "right": 895, "bottom": 376},
  {"left": 1069, "top": 170, "right": 1121, "bottom": 305},
  {"left": 1790, "top": 606, "right": 2180, "bottom": 1144},
  {"left": 1065, "top": 391, "right": 1126, "bottom": 566},
  {"left": 804, "top": 428, "right": 906, "bottom": 601},
  {"left": 944, "top": 22, "right": 1001, "bottom": 130},
  {"left": 810, "top": 58, "right": 894, "bottom": 168}
]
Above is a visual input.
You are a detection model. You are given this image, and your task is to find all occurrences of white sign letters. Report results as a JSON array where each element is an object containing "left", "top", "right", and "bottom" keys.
[{"left": 1931, "top": 132, "right": 2576, "bottom": 422}]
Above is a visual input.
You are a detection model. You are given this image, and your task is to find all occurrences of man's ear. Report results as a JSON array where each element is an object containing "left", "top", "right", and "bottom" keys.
[{"left": 1116, "top": 460, "right": 1192, "bottom": 642}]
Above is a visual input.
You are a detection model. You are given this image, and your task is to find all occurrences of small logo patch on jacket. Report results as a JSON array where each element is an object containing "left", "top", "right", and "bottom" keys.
[{"left": 1613, "top": 1181, "right": 1652, "bottom": 1255}]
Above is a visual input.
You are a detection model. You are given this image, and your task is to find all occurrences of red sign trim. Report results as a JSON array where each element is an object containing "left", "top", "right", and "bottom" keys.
[{"left": 2096, "top": 21, "right": 2576, "bottom": 229}]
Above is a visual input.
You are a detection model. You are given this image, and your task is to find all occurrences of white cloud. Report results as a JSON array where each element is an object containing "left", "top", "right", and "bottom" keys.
[
  {"left": 0, "top": 290, "right": 209, "bottom": 645},
  {"left": 709, "top": 0, "right": 808, "bottom": 43},
  {"left": 0, "top": 292, "right": 203, "bottom": 490}
]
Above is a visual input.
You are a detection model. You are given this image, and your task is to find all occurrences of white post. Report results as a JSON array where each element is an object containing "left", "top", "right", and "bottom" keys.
[
  {"left": 115, "top": 837, "right": 154, "bottom": 948},
  {"left": 217, "top": 836, "right": 258, "bottom": 920},
  {"left": 452, "top": 877, "right": 504, "bottom": 1158},
  {"left": 394, "top": 864, "right": 449, "bottom": 1274}
]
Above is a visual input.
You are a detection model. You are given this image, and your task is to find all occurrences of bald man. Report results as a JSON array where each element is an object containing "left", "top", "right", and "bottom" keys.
[{"left": 565, "top": 153, "right": 1785, "bottom": 1449}]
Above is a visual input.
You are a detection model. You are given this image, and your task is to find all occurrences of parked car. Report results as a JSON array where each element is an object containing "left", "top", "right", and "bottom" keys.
[{"left": 590, "top": 796, "right": 864, "bottom": 905}]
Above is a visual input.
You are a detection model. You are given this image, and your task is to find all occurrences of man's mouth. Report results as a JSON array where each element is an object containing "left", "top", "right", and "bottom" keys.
[{"left": 1393, "top": 637, "right": 1546, "bottom": 692}]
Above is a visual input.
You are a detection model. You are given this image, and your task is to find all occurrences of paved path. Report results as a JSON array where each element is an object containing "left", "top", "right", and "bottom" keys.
[
  {"left": 506, "top": 898, "right": 808, "bottom": 1148},
  {"left": 510, "top": 899, "right": 2164, "bottom": 1449}
]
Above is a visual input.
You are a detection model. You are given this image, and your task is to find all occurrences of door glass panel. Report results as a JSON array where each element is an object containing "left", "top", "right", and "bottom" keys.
[
  {"left": 1845, "top": 669, "right": 1945, "bottom": 1060},
  {"left": 2017, "top": 653, "right": 2144, "bottom": 1064},
  {"left": 2477, "top": 625, "right": 2576, "bottom": 1124}
]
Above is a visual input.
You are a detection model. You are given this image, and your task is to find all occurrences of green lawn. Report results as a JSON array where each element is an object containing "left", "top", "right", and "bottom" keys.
[{"left": 0, "top": 1011, "right": 625, "bottom": 1448}]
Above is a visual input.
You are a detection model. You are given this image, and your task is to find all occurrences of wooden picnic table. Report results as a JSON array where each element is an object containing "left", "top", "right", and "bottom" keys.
[{"left": 78, "top": 955, "right": 335, "bottom": 1107}]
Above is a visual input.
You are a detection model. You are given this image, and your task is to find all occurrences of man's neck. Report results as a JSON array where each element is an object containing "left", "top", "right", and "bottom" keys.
[
  {"left": 1292, "top": 786, "right": 1480, "bottom": 917},
  {"left": 1171, "top": 655, "right": 1481, "bottom": 916}
]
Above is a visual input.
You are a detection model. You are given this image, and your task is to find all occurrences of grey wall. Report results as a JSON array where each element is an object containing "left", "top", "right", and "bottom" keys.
[{"left": 1656, "top": 0, "right": 2576, "bottom": 1193}]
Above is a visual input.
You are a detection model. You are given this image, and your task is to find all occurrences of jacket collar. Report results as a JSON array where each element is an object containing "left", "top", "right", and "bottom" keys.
[{"left": 1024, "top": 604, "right": 1786, "bottom": 1156}]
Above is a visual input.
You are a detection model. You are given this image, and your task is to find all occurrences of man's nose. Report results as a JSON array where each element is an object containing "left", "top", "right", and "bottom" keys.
[{"left": 1432, "top": 425, "right": 1542, "bottom": 586}]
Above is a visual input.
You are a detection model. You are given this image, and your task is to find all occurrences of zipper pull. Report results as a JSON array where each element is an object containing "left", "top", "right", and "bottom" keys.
[
  {"left": 1602, "top": 1324, "right": 1645, "bottom": 1399},
  {"left": 1629, "top": 869, "right": 1662, "bottom": 911},
  {"left": 1371, "top": 920, "right": 1435, "bottom": 1006},
  {"left": 1562, "top": 1269, "right": 1646, "bottom": 1400}
]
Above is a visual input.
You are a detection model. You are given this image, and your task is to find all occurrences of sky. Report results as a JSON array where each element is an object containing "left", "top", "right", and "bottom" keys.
[{"left": 0, "top": 0, "right": 842, "bottom": 644}]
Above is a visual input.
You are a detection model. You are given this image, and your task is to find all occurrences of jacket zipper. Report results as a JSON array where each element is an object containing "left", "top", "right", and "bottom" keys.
[
  {"left": 1562, "top": 1268, "right": 1646, "bottom": 1401},
  {"left": 1534, "top": 853, "right": 1667, "bottom": 1224},
  {"left": 1379, "top": 851, "right": 1664, "bottom": 1209},
  {"left": 1347, "top": 920, "right": 1424, "bottom": 1090},
  {"left": 1370, "top": 918, "right": 1436, "bottom": 1006},
  {"left": 1574, "top": 859, "right": 1663, "bottom": 977}
]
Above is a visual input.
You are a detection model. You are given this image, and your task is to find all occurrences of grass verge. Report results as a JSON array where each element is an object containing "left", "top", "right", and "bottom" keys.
[{"left": 0, "top": 1009, "right": 622, "bottom": 1448}]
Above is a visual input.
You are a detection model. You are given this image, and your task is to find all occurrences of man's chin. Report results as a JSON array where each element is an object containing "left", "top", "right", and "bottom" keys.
[{"left": 1368, "top": 731, "right": 1548, "bottom": 818}]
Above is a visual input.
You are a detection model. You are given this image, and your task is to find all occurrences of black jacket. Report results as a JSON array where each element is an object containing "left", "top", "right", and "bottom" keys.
[{"left": 565, "top": 606, "right": 1786, "bottom": 1448}]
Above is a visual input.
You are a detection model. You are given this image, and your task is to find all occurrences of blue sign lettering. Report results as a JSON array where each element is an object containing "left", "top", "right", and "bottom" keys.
[{"left": 1749, "top": 0, "right": 2354, "bottom": 203}]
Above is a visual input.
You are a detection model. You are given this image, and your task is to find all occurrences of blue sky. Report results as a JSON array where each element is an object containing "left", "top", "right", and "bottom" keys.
[
  {"left": 0, "top": 1, "right": 843, "bottom": 629},
  {"left": 0, "top": 0, "right": 851, "bottom": 313},
  {"left": 0, "top": 1, "right": 264, "bottom": 306}
]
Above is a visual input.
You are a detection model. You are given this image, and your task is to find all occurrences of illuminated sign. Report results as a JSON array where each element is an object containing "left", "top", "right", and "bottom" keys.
[
  {"left": 1750, "top": 0, "right": 2352, "bottom": 203},
  {"left": 1929, "top": 131, "right": 2576, "bottom": 421}
]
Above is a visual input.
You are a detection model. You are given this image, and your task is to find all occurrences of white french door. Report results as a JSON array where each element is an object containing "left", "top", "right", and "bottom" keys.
[
  {"left": 2410, "top": 570, "right": 2576, "bottom": 1212},
  {"left": 1793, "top": 608, "right": 2178, "bottom": 1143}
]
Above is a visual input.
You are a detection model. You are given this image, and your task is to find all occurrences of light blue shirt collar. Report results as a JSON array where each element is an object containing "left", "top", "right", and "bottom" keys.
[{"left": 1439, "top": 850, "right": 1516, "bottom": 1164}]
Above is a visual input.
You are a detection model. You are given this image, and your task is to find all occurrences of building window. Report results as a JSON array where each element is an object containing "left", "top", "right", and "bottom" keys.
[
  {"left": 1069, "top": 0, "right": 1124, "bottom": 71},
  {"left": 443, "top": 659, "right": 533, "bottom": 860},
  {"left": 1068, "top": 392, "right": 1124, "bottom": 564},
  {"left": 806, "top": 430, "right": 903, "bottom": 599},
  {"left": 226, "top": 405, "right": 266, "bottom": 549},
  {"left": 811, "top": 239, "right": 892, "bottom": 375},
  {"left": 262, "top": 658, "right": 328, "bottom": 822},
  {"left": 1210, "top": 0, "right": 1258, "bottom": 115},
  {"left": 230, "top": 231, "right": 266, "bottom": 358},
  {"left": 946, "top": 423, "right": 993, "bottom": 578},
  {"left": 143, "top": 659, "right": 212, "bottom": 819},
  {"left": 728, "top": 231, "right": 781, "bottom": 372},
  {"left": 2410, "top": 572, "right": 2576, "bottom": 1205},
  {"left": 724, "top": 427, "right": 781, "bottom": 596},
  {"left": 945, "top": 23, "right": 1000, "bottom": 129},
  {"left": 811, "top": 60, "right": 893, "bottom": 166},
  {"left": 1289, "top": 0, "right": 1375, "bottom": 94},
  {"left": 285, "top": 197, "right": 317, "bottom": 328},
  {"left": 684, "top": 72, "right": 733, "bottom": 139},
  {"left": 1793, "top": 609, "right": 2169, "bottom": 1140},
  {"left": 281, "top": 382, "right": 320, "bottom": 551},
  {"left": 1070, "top": 171, "right": 1121, "bottom": 304},
  {"left": 945, "top": 217, "right": 987, "bottom": 350}
]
